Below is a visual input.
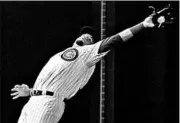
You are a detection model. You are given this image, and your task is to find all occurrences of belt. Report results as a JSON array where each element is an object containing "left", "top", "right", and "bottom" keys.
[{"left": 30, "top": 90, "right": 54, "bottom": 96}]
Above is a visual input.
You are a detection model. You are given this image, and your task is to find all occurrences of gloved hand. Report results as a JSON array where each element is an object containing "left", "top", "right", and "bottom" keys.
[{"left": 148, "top": 4, "right": 175, "bottom": 28}]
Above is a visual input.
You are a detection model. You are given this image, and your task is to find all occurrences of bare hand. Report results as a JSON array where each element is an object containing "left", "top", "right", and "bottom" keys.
[{"left": 11, "top": 84, "right": 30, "bottom": 100}]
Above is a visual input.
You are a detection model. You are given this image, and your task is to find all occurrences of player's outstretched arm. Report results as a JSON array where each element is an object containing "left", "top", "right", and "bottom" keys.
[
  {"left": 99, "top": 5, "right": 174, "bottom": 53},
  {"left": 99, "top": 15, "right": 154, "bottom": 53},
  {"left": 119, "top": 15, "right": 155, "bottom": 42},
  {"left": 11, "top": 84, "right": 31, "bottom": 100}
]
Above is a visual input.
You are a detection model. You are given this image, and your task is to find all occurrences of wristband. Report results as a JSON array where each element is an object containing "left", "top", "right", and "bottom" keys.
[{"left": 118, "top": 29, "right": 133, "bottom": 41}]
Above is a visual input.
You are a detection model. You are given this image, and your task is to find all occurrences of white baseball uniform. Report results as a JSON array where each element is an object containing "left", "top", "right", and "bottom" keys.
[
  {"left": 16, "top": 20, "right": 145, "bottom": 123},
  {"left": 17, "top": 40, "right": 109, "bottom": 123}
]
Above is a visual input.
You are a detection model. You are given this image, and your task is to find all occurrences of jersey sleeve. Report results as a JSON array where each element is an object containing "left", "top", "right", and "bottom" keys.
[{"left": 85, "top": 41, "right": 110, "bottom": 68}]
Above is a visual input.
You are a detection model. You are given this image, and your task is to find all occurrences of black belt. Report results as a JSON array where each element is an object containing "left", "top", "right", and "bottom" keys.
[{"left": 30, "top": 90, "right": 54, "bottom": 96}]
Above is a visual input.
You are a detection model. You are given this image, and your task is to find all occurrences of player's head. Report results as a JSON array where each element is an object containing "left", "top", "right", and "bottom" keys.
[
  {"left": 73, "top": 26, "right": 95, "bottom": 46},
  {"left": 74, "top": 33, "right": 94, "bottom": 46}
]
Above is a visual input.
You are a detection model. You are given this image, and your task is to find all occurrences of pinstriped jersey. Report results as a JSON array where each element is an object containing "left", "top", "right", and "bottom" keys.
[{"left": 33, "top": 41, "right": 109, "bottom": 99}]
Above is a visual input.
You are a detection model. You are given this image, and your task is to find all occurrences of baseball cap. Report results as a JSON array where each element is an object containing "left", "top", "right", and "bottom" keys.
[{"left": 79, "top": 26, "right": 95, "bottom": 36}]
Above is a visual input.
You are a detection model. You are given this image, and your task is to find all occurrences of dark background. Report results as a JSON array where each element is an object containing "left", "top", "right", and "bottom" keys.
[{"left": 0, "top": 1, "right": 179, "bottom": 123}]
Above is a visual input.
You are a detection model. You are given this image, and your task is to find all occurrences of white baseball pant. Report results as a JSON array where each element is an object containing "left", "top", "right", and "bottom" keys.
[{"left": 18, "top": 96, "right": 65, "bottom": 123}]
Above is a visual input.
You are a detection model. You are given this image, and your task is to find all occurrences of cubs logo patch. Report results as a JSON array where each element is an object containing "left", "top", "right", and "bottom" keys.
[{"left": 61, "top": 48, "right": 78, "bottom": 61}]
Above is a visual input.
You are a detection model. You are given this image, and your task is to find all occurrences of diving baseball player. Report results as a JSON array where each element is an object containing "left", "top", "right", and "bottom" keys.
[{"left": 11, "top": 7, "right": 174, "bottom": 123}]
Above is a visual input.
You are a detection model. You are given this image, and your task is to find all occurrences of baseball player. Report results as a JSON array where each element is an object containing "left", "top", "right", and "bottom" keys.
[{"left": 11, "top": 7, "right": 174, "bottom": 123}]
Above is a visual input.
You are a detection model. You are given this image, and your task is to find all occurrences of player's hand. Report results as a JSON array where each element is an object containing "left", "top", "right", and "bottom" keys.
[
  {"left": 11, "top": 84, "right": 30, "bottom": 100},
  {"left": 144, "top": 4, "right": 175, "bottom": 28},
  {"left": 142, "top": 15, "right": 155, "bottom": 28}
]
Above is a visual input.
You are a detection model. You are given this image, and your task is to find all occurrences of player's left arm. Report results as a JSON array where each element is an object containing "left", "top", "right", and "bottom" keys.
[
  {"left": 98, "top": 15, "right": 154, "bottom": 53},
  {"left": 85, "top": 16, "right": 154, "bottom": 68},
  {"left": 87, "top": 5, "right": 175, "bottom": 68},
  {"left": 99, "top": 4, "right": 175, "bottom": 53}
]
